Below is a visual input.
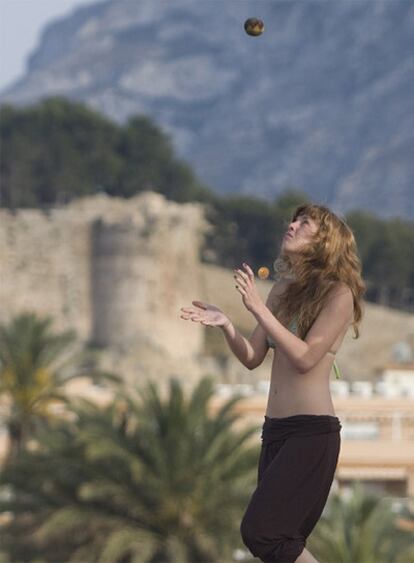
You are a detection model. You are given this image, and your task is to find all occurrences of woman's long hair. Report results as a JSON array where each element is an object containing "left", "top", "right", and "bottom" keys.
[{"left": 271, "top": 204, "right": 366, "bottom": 340}]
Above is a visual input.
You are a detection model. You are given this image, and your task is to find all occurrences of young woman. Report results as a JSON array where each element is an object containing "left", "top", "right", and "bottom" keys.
[{"left": 180, "top": 203, "right": 366, "bottom": 563}]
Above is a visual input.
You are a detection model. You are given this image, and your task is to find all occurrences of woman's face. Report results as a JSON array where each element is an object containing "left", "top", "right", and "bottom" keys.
[{"left": 281, "top": 213, "right": 319, "bottom": 256}]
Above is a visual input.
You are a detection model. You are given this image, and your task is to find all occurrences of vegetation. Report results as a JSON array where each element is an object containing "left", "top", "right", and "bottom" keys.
[
  {"left": 1, "top": 370, "right": 413, "bottom": 562},
  {"left": 0, "top": 312, "right": 120, "bottom": 465},
  {"left": 346, "top": 211, "right": 414, "bottom": 307},
  {"left": 0, "top": 375, "right": 260, "bottom": 562},
  {"left": 0, "top": 311, "right": 413, "bottom": 562},
  {"left": 0, "top": 98, "right": 214, "bottom": 208},
  {"left": 308, "top": 481, "right": 414, "bottom": 563},
  {"left": 1, "top": 99, "right": 413, "bottom": 311}
]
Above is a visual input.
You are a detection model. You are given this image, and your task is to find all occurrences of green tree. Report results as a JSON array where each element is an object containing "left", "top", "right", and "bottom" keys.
[
  {"left": 117, "top": 116, "right": 213, "bottom": 204},
  {"left": 0, "top": 311, "right": 119, "bottom": 464},
  {"left": 0, "top": 98, "right": 123, "bottom": 208},
  {"left": 0, "top": 98, "right": 215, "bottom": 208},
  {"left": 345, "top": 210, "right": 384, "bottom": 261},
  {"left": 117, "top": 115, "right": 175, "bottom": 197},
  {"left": 308, "top": 481, "right": 414, "bottom": 563},
  {"left": 346, "top": 212, "right": 414, "bottom": 306},
  {"left": 0, "top": 375, "right": 260, "bottom": 562},
  {"left": 368, "top": 220, "right": 413, "bottom": 289},
  {"left": 204, "top": 194, "right": 276, "bottom": 269}
]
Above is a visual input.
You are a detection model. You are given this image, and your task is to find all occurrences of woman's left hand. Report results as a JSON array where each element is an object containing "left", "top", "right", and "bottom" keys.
[{"left": 233, "top": 262, "right": 265, "bottom": 315}]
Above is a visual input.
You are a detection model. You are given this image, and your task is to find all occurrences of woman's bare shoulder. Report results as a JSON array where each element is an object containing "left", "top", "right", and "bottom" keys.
[
  {"left": 325, "top": 282, "right": 354, "bottom": 324},
  {"left": 329, "top": 281, "right": 352, "bottom": 298}
]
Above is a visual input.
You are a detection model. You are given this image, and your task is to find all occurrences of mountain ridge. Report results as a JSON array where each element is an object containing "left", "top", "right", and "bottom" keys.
[{"left": 2, "top": 0, "right": 413, "bottom": 219}]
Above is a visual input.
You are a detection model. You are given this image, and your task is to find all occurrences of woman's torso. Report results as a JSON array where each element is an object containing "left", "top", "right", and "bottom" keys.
[{"left": 265, "top": 281, "right": 351, "bottom": 418}]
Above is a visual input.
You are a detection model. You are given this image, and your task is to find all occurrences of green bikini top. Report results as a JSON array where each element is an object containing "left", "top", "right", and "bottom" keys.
[{"left": 266, "top": 317, "right": 342, "bottom": 379}]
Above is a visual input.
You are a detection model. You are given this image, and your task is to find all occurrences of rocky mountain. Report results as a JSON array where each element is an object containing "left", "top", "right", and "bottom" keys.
[{"left": 2, "top": 0, "right": 414, "bottom": 219}]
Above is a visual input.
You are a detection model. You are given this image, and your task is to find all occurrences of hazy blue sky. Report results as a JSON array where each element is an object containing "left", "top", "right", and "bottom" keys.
[{"left": 0, "top": 0, "right": 104, "bottom": 92}]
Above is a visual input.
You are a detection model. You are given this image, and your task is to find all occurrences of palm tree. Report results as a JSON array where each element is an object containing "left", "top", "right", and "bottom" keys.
[
  {"left": 0, "top": 311, "right": 120, "bottom": 464},
  {"left": 308, "top": 480, "right": 414, "bottom": 562},
  {"left": 0, "top": 375, "right": 261, "bottom": 562}
]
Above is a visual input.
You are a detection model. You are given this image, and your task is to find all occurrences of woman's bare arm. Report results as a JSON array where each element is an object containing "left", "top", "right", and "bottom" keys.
[
  {"left": 300, "top": 283, "right": 354, "bottom": 372},
  {"left": 251, "top": 282, "right": 354, "bottom": 374},
  {"left": 220, "top": 321, "right": 257, "bottom": 369},
  {"left": 221, "top": 280, "right": 281, "bottom": 370}
]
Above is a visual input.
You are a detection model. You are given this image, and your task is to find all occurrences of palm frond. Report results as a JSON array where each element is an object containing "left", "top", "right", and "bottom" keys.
[{"left": 98, "top": 527, "right": 155, "bottom": 563}]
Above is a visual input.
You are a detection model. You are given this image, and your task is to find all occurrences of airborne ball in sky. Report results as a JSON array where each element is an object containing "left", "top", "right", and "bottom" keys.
[{"left": 244, "top": 18, "right": 265, "bottom": 37}]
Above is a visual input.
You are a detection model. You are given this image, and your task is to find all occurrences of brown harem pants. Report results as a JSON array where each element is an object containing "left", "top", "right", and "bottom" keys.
[{"left": 240, "top": 414, "right": 341, "bottom": 562}]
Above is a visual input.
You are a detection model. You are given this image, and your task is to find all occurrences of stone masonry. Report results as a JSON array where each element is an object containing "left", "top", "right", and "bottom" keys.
[{"left": 0, "top": 192, "right": 215, "bottom": 386}]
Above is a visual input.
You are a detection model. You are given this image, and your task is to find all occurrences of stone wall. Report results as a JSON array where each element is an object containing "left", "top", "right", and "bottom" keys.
[
  {"left": 0, "top": 192, "right": 212, "bottom": 372},
  {"left": 0, "top": 206, "right": 93, "bottom": 340}
]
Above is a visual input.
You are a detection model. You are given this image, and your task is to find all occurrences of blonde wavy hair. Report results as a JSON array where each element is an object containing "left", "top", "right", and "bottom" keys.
[{"left": 271, "top": 203, "right": 366, "bottom": 340}]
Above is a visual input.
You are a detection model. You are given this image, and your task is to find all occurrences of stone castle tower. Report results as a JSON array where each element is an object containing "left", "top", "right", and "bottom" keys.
[{"left": 0, "top": 192, "right": 213, "bottom": 378}]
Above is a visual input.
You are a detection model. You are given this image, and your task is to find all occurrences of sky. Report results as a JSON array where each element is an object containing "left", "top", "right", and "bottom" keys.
[{"left": 0, "top": 0, "right": 105, "bottom": 92}]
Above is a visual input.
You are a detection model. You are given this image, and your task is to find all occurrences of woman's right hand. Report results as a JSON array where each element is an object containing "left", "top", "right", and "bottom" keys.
[{"left": 180, "top": 301, "right": 230, "bottom": 328}]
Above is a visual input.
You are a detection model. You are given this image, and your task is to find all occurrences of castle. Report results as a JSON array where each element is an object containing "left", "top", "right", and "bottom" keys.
[{"left": 0, "top": 192, "right": 223, "bottom": 388}]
